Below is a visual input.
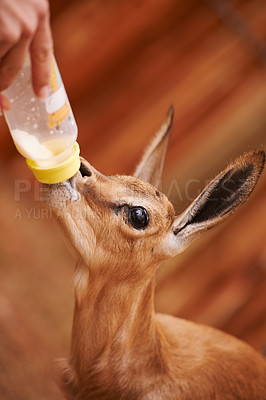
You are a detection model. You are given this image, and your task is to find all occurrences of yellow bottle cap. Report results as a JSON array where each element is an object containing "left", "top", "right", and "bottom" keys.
[{"left": 26, "top": 142, "right": 80, "bottom": 184}]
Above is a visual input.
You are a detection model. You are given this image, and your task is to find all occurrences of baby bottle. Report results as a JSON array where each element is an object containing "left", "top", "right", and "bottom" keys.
[{"left": 3, "top": 55, "right": 80, "bottom": 184}]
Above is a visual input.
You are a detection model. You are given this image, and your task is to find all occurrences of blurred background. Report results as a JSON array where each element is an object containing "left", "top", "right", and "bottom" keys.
[{"left": 0, "top": 0, "right": 266, "bottom": 398}]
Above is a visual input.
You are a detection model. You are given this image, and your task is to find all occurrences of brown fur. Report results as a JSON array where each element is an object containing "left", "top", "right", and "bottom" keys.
[{"left": 42, "top": 109, "right": 266, "bottom": 399}]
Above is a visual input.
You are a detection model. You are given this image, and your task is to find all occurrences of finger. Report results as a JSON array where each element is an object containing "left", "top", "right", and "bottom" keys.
[
  {"left": 0, "top": 14, "right": 21, "bottom": 58},
  {"left": 0, "top": 40, "right": 15, "bottom": 59},
  {"left": 0, "top": 36, "right": 29, "bottom": 92},
  {"left": 30, "top": 15, "right": 53, "bottom": 99},
  {"left": 0, "top": 92, "right": 11, "bottom": 111}
]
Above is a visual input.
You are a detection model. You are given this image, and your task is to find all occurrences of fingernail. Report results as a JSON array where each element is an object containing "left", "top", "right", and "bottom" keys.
[{"left": 38, "top": 85, "right": 49, "bottom": 99}]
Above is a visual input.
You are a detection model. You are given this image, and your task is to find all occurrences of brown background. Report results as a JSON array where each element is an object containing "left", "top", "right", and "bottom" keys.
[{"left": 0, "top": 0, "right": 265, "bottom": 398}]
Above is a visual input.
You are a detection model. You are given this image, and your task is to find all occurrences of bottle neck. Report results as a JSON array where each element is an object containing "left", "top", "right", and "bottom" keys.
[{"left": 26, "top": 142, "right": 81, "bottom": 184}]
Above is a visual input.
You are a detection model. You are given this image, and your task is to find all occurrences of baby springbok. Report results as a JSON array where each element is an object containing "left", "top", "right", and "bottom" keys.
[{"left": 42, "top": 107, "right": 266, "bottom": 399}]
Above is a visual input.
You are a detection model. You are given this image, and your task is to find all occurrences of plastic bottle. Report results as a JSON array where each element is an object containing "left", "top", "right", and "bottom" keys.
[{"left": 3, "top": 55, "right": 80, "bottom": 184}]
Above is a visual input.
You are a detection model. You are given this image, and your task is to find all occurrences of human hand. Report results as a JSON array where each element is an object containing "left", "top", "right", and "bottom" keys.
[{"left": 0, "top": 0, "right": 53, "bottom": 111}]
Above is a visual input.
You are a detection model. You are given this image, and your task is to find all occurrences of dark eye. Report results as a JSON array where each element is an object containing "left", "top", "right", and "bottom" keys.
[{"left": 128, "top": 207, "right": 149, "bottom": 230}]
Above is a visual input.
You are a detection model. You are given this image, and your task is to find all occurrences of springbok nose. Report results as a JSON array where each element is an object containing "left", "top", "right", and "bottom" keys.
[
  {"left": 78, "top": 157, "right": 108, "bottom": 182},
  {"left": 79, "top": 159, "right": 92, "bottom": 178}
]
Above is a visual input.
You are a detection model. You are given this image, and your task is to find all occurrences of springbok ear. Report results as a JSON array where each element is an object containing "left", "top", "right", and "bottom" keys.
[
  {"left": 161, "top": 150, "right": 265, "bottom": 257},
  {"left": 133, "top": 106, "right": 174, "bottom": 189}
]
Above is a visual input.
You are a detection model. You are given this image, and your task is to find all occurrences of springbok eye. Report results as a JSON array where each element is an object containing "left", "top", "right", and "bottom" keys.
[{"left": 128, "top": 207, "right": 149, "bottom": 230}]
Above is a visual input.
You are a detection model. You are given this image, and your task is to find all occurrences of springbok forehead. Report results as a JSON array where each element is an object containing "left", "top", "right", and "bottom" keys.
[
  {"left": 111, "top": 175, "right": 163, "bottom": 198},
  {"left": 102, "top": 174, "right": 170, "bottom": 207}
]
